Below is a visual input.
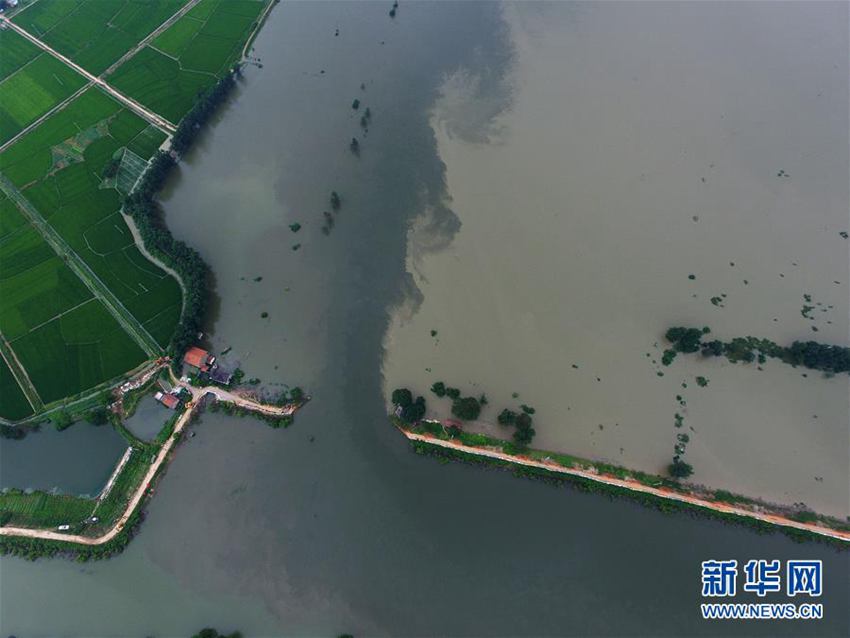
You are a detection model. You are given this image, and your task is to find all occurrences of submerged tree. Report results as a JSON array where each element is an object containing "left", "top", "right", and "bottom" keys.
[
  {"left": 401, "top": 396, "right": 426, "bottom": 423},
  {"left": 451, "top": 396, "right": 481, "bottom": 421},
  {"left": 513, "top": 424, "right": 536, "bottom": 446},
  {"left": 665, "top": 326, "right": 708, "bottom": 353},
  {"left": 515, "top": 412, "right": 533, "bottom": 431},
  {"left": 668, "top": 458, "right": 694, "bottom": 479},
  {"left": 497, "top": 409, "right": 517, "bottom": 425},
  {"left": 391, "top": 388, "right": 413, "bottom": 408}
]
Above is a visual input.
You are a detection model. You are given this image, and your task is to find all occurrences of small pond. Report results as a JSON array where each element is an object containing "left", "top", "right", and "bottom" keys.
[
  {"left": 123, "top": 395, "right": 173, "bottom": 442},
  {"left": 0, "top": 423, "right": 127, "bottom": 496}
]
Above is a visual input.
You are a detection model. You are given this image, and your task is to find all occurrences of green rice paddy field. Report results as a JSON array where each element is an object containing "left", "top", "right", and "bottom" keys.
[
  {"left": 109, "top": 0, "right": 265, "bottom": 122},
  {"left": 0, "top": 357, "right": 32, "bottom": 421},
  {"left": 0, "top": 199, "right": 93, "bottom": 342},
  {"left": 0, "top": 0, "right": 267, "bottom": 419},
  {"left": 0, "top": 29, "right": 87, "bottom": 145},
  {"left": 0, "top": 88, "right": 182, "bottom": 349},
  {"left": 0, "top": 28, "right": 40, "bottom": 80},
  {"left": 11, "top": 0, "right": 186, "bottom": 75},
  {"left": 0, "top": 189, "right": 148, "bottom": 407},
  {"left": 0, "top": 88, "right": 179, "bottom": 417},
  {"left": 12, "top": 298, "right": 147, "bottom": 404}
]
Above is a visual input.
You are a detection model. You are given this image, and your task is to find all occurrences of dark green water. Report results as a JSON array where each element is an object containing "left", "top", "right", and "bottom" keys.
[
  {"left": 1, "top": 3, "right": 847, "bottom": 636},
  {"left": 0, "top": 423, "right": 126, "bottom": 496},
  {"left": 124, "top": 395, "right": 172, "bottom": 442}
]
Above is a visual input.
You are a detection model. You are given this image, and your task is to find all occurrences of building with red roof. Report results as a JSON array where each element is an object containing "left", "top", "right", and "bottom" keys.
[
  {"left": 183, "top": 347, "right": 214, "bottom": 373},
  {"left": 154, "top": 391, "right": 181, "bottom": 410}
]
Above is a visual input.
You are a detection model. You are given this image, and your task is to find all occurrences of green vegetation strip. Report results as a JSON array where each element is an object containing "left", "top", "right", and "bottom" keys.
[
  {"left": 124, "top": 72, "right": 240, "bottom": 366},
  {"left": 664, "top": 326, "right": 850, "bottom": 374},
  {"left": 394, "top": 417, "right": 850, "bottom": 545}
]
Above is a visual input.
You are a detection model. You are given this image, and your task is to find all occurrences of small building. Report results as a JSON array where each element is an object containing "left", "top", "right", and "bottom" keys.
[
  {"left": 154, "top": 391, "right": 181, "bottom": 410},
  {"left": 209, "top": 366, "right": 233, "bottom": 386},
  {"left": 183, "top": 346, "right": 215, "bottom": 373}
]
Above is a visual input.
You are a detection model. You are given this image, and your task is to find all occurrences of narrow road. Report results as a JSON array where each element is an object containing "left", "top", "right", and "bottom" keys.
[
  {"left": 241, "top": 0, "right": 277, "bottom": 60},
  {"left": 121, "top": 211, "right": 186, "bottom": 302},
  {"left": 401, "top": 428, "right": 850, "bottom": 543},
  {"left": 0, "top": 401, "right": 195, "bottom": 546},
  {"left": 0, "top": 16, "right": 176, "bottom": 134},
  {"left": 0, "top": 174, "right": 161, "bottom": 357},
  {"left": 0, "top": 385, "right": 302, "bottom": 545},
  {"left": 182, "top": 383, "right": 300, "bottom": 417}
]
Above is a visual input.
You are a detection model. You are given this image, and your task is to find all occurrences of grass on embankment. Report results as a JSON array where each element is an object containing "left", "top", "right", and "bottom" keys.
[
  {"left": 396, "top": 418, "right": 850, "bottom": 548},
  {"left": 0, "top": 490, "right": 93, "bottom": 529}
]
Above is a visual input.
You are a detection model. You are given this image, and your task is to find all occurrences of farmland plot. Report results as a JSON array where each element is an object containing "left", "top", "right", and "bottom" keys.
[
  {"left": 0, "top": 51, "right": 87, "bottom": 145},
  {"left": 0, "top": 355, "right": 32, "bottom": 421},
  {"left": 0, "top": 28, "right": 40, "bottom": 81},
  {"left": 11, "top": 299, "right": 147, "bottom": 404},
  {"left": 12, "top": 0, "right": 188, "bottom": 75},
  {"left": 109, "top": 0, "right": 265, "bottom": 121},
  {"left": 0, "top": 88, "right": 181, "bottom": 355}
]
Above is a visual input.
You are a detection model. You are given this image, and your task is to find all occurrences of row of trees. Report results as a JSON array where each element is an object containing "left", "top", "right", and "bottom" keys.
[
  {"left": 782, "top": 341, "right": 850, "bottom": 373},
  {"left": 125, "top": 151, "right": 209, "bottom": 368},
  {"left": 665, "top": 326, "right": 710, "bottom": 353},
  {"left": 666, "top": 326, "right": 850, "bottom": 374},
  {"left": 171, "top": 72, "right": 237, "bottom": 155},
  {"left": 123, "top": 73, "right": 242, "bottom": 367}
]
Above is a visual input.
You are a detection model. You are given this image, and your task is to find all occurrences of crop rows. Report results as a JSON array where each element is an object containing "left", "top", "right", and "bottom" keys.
[{"left": 109, "top": 0, "right": 265, "bottom": 122}]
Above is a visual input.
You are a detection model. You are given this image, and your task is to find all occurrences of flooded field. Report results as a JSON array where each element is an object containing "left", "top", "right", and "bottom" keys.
[{"left": 382, "top": 1, "right": 849, "bottom": 516}]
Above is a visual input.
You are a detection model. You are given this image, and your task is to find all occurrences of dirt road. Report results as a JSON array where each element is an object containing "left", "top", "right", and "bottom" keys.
[
  {"left": 402, "top": 428, "right": 850, "bottom": 543},
  {"left": 0, "top": 383, "right": 300, "bottom": 545}
]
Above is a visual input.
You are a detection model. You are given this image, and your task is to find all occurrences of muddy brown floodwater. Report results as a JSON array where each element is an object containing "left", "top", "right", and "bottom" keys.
[
  {"left": 1, "top": 3, "right": 847, "bottom": 637},
  {"left": 383, "top": 1, "right": 850, "bottom": 518}
]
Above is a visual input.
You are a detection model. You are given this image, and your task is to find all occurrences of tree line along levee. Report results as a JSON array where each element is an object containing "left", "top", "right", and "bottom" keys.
[{"left": 0, "top": 0, "right": 270, "bottom": 421}]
